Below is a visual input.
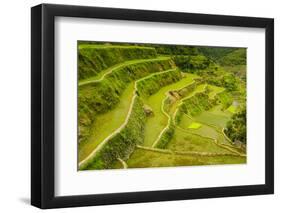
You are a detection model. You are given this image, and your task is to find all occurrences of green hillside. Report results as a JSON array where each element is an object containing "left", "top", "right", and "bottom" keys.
[{"left": 78, "top": 41, "right": 247, "bottom": 170}]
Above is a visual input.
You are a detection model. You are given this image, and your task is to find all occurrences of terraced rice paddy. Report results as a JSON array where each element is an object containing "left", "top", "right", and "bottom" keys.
[
  {"left": 187, "top": 122, "right": 202, "bottom": 129},
  {"left": 78, "top": 42, "right": 247, "bottom": 170},
  {"left": 142, "top": 75, "right": 196, "bottom": 147},
  {"left": 114, "top": 147, "right": 246, "bottom": 169}
]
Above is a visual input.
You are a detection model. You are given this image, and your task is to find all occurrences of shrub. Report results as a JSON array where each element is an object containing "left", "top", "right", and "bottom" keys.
[
  {"left": 172, "top": 55, "right": 211, "bottom": 73},
  {"left": 155, "top": 125, "right": 175, "bottom": 149},
  {"left": 180, "top": 91, "right": 215, "bottom": 116},
  {"left": 225, "top": 108, "right": 246, "bottom": 144},
  {"left": 216, "top": 91, "right": 233, "bottom": 109},
  {"left": 136, "top": 69, "right": 182, "bottom": 97}
]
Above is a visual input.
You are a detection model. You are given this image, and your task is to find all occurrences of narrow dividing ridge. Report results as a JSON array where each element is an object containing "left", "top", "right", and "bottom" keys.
[{"left": 117, "top": 158, "right": 128, "bottom": 169}]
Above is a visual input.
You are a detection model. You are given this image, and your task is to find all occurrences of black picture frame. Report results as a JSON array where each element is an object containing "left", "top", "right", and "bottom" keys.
[{"left": 31, "top": 3, "right": 274, "bottom": 209}]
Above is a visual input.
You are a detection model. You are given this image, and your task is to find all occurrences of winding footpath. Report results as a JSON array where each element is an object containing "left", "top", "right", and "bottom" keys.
[{"left": 117, "top": 158, "right": 128, "bottom": 169}]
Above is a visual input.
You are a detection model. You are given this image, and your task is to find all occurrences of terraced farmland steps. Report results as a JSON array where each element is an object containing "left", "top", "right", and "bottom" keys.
[
  {"left": 142, "top": 74, "right": 199, "bottom": 147},
  {"left": 78, "top": 43, "right": 247, "bottom": 170},
  {"left": 79, "top": 68, "right": 180, "bottom": 169},
  {"left": 151, "top": 83, "right": 207, "bottom": 148},
  {"left": 79, "top": 57, "right": 171, "bottom": 86},
  {"left": 78, "top": 44, "right": 158, "bottom": 80},
  {"left": 120, "top": 83, "right": 246, "bottom": 169},
  {"left": 149, "top": 82, "right": 243, "bottom": 154},
  {"left": 78, "top": 56, "right": 175, "bottom": 162}
]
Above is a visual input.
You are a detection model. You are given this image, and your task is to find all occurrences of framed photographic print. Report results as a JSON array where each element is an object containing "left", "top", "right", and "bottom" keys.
[{"left": 31, "top": 3, "right": 274, "bottom": 209}]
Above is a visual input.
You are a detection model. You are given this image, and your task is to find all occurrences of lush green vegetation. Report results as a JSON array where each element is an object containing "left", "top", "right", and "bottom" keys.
[
  {"left": 219, "top": 49, "right": 247, "bottom": 66},
  {"left": 225, "top": 108, "right": 247, "bottom": 145},
  {"left": 78, "top": 41, "right": 247, "bottom": 170},
  {"left": 78, "top": 45, "right": 157, "bottom": 80},
  {"left": 80, "top": 96, "right": 146, "bottom": 170},
  {"left": 120, "top": 147, "right": 246, "bottom": 169},
  {"left": 188, "top": 122, "right": 202, "bottom": 129},
  {"left": 179, "top": 91, "right": 216, "bottom": 116},
  {"left": 78, "top": 58, "right": 174, "bottom": 146},
  {"left": 173, "top": 55, "right": 211, "bottom": 72},
  {"left": 142, "top": 75, "right": 196, "bottom": 147},
  {"left": 198, "top": 47, "right": 246, "bottom": 66}
]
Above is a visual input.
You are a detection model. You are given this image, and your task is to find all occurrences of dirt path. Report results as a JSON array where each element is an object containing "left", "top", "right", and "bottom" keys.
[{"left": 117, "top": 158, "right": 128, "bottom": 169}]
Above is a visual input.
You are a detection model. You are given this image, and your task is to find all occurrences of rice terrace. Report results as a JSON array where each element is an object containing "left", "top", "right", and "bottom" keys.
[{"left": 78, "top": 41, "right": 247, "bottom": 171}]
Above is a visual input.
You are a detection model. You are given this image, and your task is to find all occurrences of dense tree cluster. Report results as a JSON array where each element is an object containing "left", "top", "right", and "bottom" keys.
[
  {"left": 219, "top": 49, "right": 246, "bottom": 66},
  {"left": 152, "top": 45, "right": 199, "bottom": 55},
  {"left": 225, "top": 108, "right": 246, "bottom": 144},
  {"left": 197, "top": 47, "right": 238, "bottom": 61},
  {"left": 172, "top": 55, "right": 211, "bottom": 72}
]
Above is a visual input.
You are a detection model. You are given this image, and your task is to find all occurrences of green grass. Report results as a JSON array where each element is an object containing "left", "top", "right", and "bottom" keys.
[
  {"left": 78, "top": 43, "right": 247, "bottom": 170},
  {"left": 78, "top": 44, "right": 158, "bottom": 80},
  {"left": 124, "top": 148, "right": 246, "bottom": 169},
  {"left": 78, "top": 57, "right": 175, "bottom": 146},
  {"left": 79, "top": 67, "right": 181, "bottom": 163},
  {"left": 227, "top": 105, "right": 237, "bottom": 113},
  {"left": 179, "top": 114, "right": 231, "bottom": 145},
  {"left": 194, "top": 105, "right": 231, "bottom": 128},
  {"left": 79, "top": 57, "right": 170, "bottom": 85},
  {"left": 223, "top": 65, "right": 246, "bottom": 78},
  {"left": 208, "top": 85, "right": 225, "bottom": 99},
  {"left": 79, "top": 83, "right": 135, "bottom": 162},
  {"left": 142, "top": 74, "right": 197, "bottom": 146},
  {"left": 188, "top": 122, "right": 202, "bottom": 129},
  {"left": 79, "top": 96, "right": 147, "bottom": 170},
  {"left": 168, "top": 128, "right": 233, "bottom": 154},
  {"left": 189, "top": 84, "right": 207, "bottom": 96}
]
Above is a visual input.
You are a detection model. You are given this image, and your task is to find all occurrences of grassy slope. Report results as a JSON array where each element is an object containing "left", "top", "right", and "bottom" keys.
[
  {"left": 178, "top": 114, "right": 230, "bottom": 145},
  {"left": 124, "top": 81, "right": 244, "bottom": 168},
  {"left": 167, "top": 128, "right": 233, "bottom": 154},
  {"left": 142, "top": 74, "right": 196, "bottom": 146},
  {"left": 124, "top": 148, "right": 245, "bottom": 169},
  {"left": 78, "top": 44, "right": 247, "bottom": 170},
  {"left": 188, "top": 122, "right": 202, "bottom": 129},
  {"left": 79, "top": 83, "right": 135, "bottom": 161},
  {"left": 227, "top": 105, "right": 237, "bottom": 113},
  {"left": 208, "top": 85, "right": 225, "bottom": 99},
  {"left": 78, "top": 44, "right": 157, "bottom": 80},
  {"left": 79, "top": 57, "right": 170, "bottom": 85},
  {"left": 79, "top": 67, "right": 180, "bottom": 163},
  {"left": 194, "top": 105, "right": 230, "bottom": 128},
  {"left": 78, "top": 57, "right": 174, "bottom": 147},
  {"left": 80, "top": 96, "right": 146, "bottom": 170},
  {"left": 222, "top": 65, "right": 246, "bottom": 80}
]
